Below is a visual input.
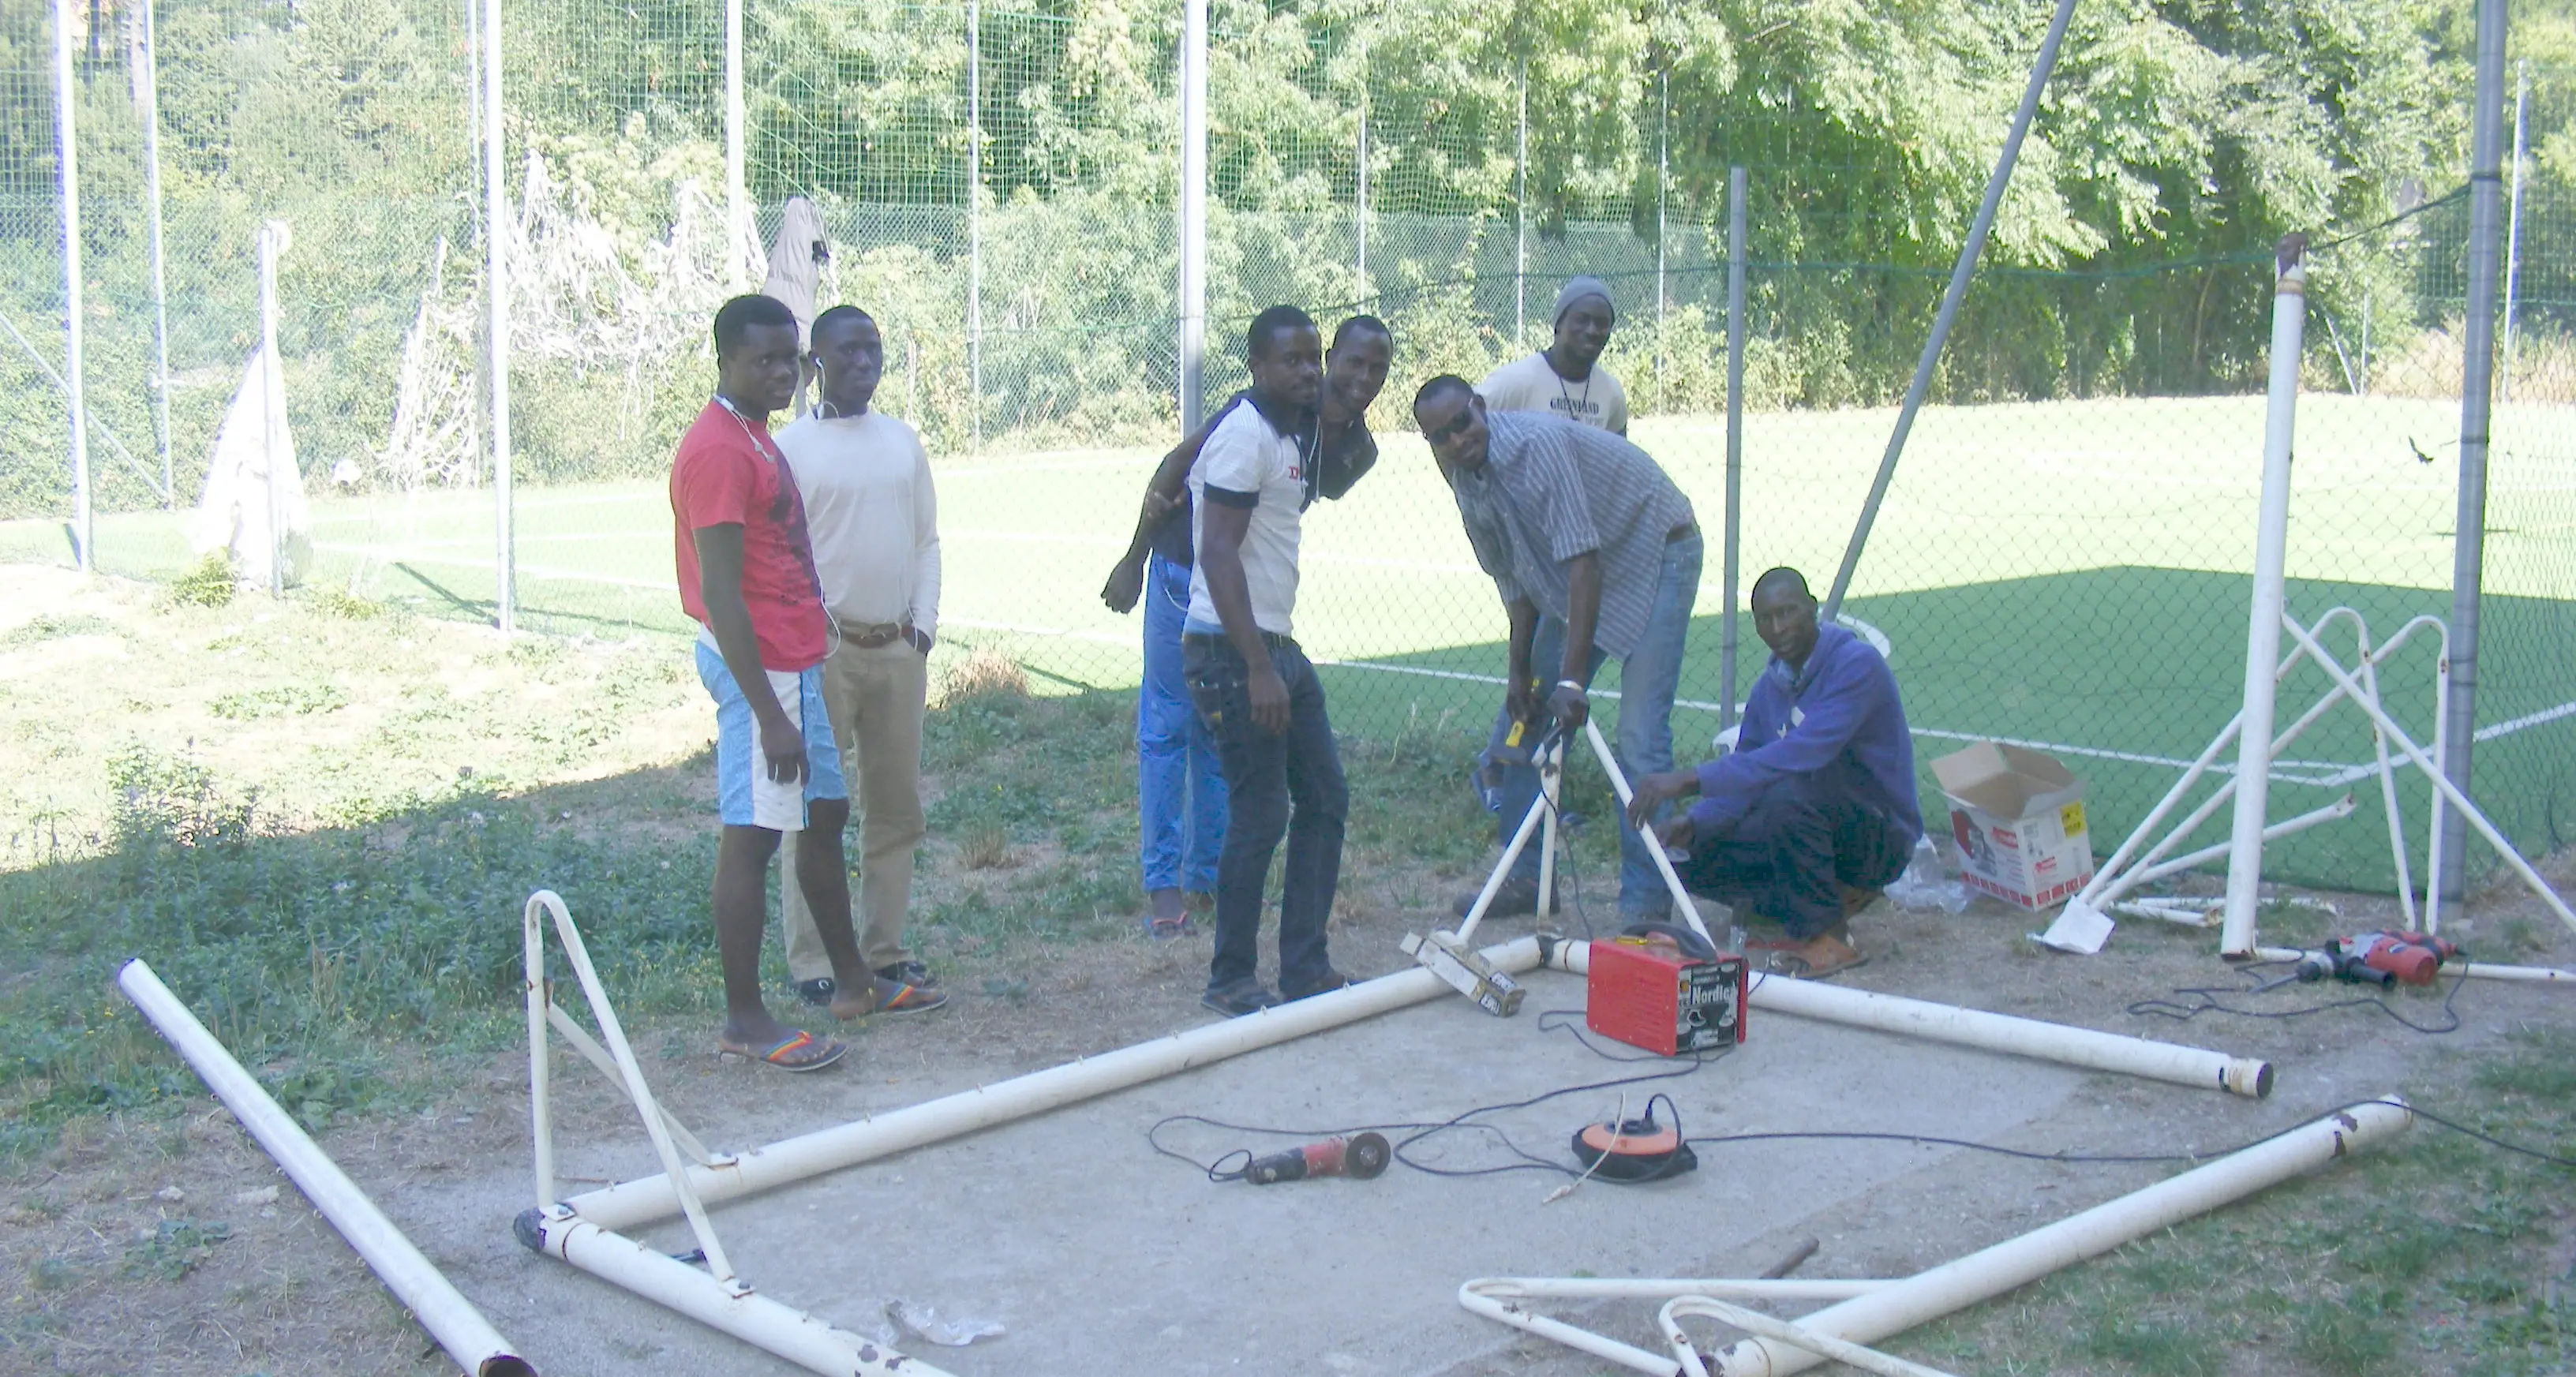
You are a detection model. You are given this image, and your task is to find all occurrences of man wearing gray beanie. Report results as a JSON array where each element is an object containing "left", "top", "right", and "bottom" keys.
[{"left": 1477, "top": 275, "right": 1627, "bottom": 436}]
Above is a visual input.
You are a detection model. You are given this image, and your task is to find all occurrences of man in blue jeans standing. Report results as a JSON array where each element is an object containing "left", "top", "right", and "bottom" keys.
[
  {"left": 1100, "top": 319, "right": 1393, "bottom": 941},
  {"left": 1182, "top": 306, "right": 1385, "bottom": 1016},
  {"left": 1413, "top": 376, "right": 1701, "bottom": 923}
]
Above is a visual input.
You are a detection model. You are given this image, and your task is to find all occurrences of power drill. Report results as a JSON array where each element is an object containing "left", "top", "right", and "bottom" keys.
[{"left": 2330, "top": 930, "right": 2459, "bottom": 987}]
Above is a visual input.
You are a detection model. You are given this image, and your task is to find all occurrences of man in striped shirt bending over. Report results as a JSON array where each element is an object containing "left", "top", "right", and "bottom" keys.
[{"left": 1413, "top": 376, "right": 1701, "bottom": 925}]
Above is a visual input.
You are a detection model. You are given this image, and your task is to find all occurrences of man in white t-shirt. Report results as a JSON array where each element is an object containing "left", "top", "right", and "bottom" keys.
[
  {"left": 1184, "top": 305, "right": 1380, "bottom": 1017},
  {"left": 773, "top": 305, "right": 948, "bottom": 1016},
  {"left": 1478, "top": 275, "right": 1627, "bottom": 435}
]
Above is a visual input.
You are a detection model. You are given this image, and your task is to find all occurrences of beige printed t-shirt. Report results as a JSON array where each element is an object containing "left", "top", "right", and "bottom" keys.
[{"left": 1478, "top": 352, "right": 1629, "bottom": 434}]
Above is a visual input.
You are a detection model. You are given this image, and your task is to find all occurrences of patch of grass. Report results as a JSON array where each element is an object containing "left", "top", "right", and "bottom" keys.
[
  {"left": 1897, "top": 1027, "right": 2576, "bottom": 1374},
  {"left": 959, "top": 826, "right": 1011, "bottom": 870},
  {"left": 208, "top": 683, "right": 347, "bottom": 719},
  {"left": 0, "top": 613, "right": 115, "bottom": 649},
  {"left": 29, "top": 1257, "right": 79, "bottom": 1291},
  {"left": 122, "top": 1218, "right": 231, "bottom": 1282},
  {"left": 308, "top": 588, "right": 391, "bottom": 620},
  {"left": 167, "top": 552, "right": 238, "bottom": 608}
]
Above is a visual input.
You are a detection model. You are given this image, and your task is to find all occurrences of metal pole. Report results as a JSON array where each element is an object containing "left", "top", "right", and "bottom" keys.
[
  {"left": 52, "top": 0, "right": 90, "bottom": 572},
  {"left": 1355, "top": 79, "right": 1368, "bottom": 301},
  {"left": 966, "top": 0, "right": 982, "bottom": 455},
  {"left": 1822, "top": 0, "right": 2079, "bottom": 618},
  {"left": 1654, "top": 70, "right": 1668, "bottom": 395},
  {"left": 724, "top": 0, "right": 747, "bottom": 289},
  {"left": 2218, "top": 239, "right": 2308, "bottom": 960},
  {"left": 2440, "top": 0, "right": 2510, "bottom": 901},
  {"left": 1721, "top": 166, "right": 1746, "bottom": 732},
  {"left": 483, "top": 0, "right": 513, "bottom": 634},
  {"left": 258, "top": 220, "right": 286, "bottom": 599},
  {"left": 1514, "top": 60, "right": 1528, "bottom": 346},
  {"left": 1178, "top": 0, "right": 1206, "bottom": 432},
  {"left": 2501, "top": 60, "right": 2527, "bottom": 403},
  {"left": 134, "top": 0, "right": 171, "bottom": 508}
]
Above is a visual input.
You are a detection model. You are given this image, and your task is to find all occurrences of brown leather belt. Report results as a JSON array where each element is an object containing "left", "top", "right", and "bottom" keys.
[{"left": 837, "top": 619, "right": 911, "bottom": 649}]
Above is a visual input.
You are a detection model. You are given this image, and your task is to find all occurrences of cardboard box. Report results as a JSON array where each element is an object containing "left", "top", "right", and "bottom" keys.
[{"left": 1930, "top": 742, "right": 2095, "bottom": 911}]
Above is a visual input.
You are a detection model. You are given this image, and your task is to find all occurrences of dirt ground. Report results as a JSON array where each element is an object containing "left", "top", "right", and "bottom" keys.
[{"left": 9, "top": 856, "right": 2572, "bottom": 1376}]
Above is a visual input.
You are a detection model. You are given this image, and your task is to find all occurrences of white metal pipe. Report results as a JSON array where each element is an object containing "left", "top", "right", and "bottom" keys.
[
  {"left": 1709, "top": 1100, "right": 2413, "bottom": 1376},
  {"left": 2252, "top": 947, "right": 2574, "bottom": 986},
  {"left": 1514, "top": 59, "right": 1527, "bottom": 342},
  {"left": 481, "top": 0, "right": 513, "bottom": 633},
  {"left": 524, "top": 895, "right": 553, "bottom": 1210},
  {"left": 2128, "top": 795, "right": 2356, "bottom": 888},
  {"left": 2221, "top": 242, "right": 2309, "bottom": 959},
  {"left": 1664, "top": 1297, "right": 1958, "bottom": 1377},
  {"left": 965, "top": 0, "right": 983, "bottom": 454},
  {"left": 52, "top": 0, "right": 90, "bottom": 571},
  {"left": 1542, "top": 943, "right": 2271, "bottom": 1098},
  {"left": 1470, "top": 1278, "right": 1892, "bottom": 1304},
  {"left": 2355, "top": 616, "right": 2418, "bottom": 928},
  {"left": 2277, "top": 615, "right": 2576, "bottom": 937},
  {"left": 2503, "top": 61, "right": 2527, "bottom": 398},
  {"left": 2424, "top": 640, "right": 2451, "bottom": 933},
  {"left": 566, "top": 936, "right": 1549, "bottom": 1231},
  {"left": 520, "top": 1210, "right": 942, "bottom": 1377},
  {"left": 1586, "top": 720, "right": 1713, "bottom": 941},
  {"left": 526, "top": 892, "right": 738, "bottom": 1284},
  {"left": 117, "top": 960, "right": 534, "bottom": 1377},
  {"left": 1459, "top": 1278, "right": 1679, "bottom": 1376},
  {"left": 1176, "top": 0, "right": 1205, "bottom": 431},
  {"left": 545, "top": 1003, "right": 716, "bottom": 1165},
  {"left": 257, "top": 221, "right": 286, "bottom": 598},
  {"left": 1720, "top": 164, "right": 1746, "bottom": 732},
  {"left": 1537, "top": 738, "right": 1562, "bottom": 923},
  {"left": 1454, "top": 773, "right": 1552, "bottom": 949}
]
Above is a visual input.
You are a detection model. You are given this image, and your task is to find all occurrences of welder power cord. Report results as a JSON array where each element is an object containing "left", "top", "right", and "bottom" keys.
[{"left": 2125, "top": 960, "right": 2469, "bottom": 1035}]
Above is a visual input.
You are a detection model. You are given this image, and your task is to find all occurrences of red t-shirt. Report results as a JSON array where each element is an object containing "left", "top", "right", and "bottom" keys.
[{"left": 670, "top": 399, "right": 829, "bottom": 672}]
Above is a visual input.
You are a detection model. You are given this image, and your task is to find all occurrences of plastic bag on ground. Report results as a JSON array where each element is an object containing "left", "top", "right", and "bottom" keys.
[
  {"left": 882, "top": 1300, "right": 1006, "bottom": 1347},
  {"left": 1885, "top": 836, "right": 1970, "bottom": 914}
]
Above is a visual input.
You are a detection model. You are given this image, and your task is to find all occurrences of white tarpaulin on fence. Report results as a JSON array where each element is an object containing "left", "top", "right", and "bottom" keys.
[{"left": 189, "top": 344, "right": 311, "bottom": 589}]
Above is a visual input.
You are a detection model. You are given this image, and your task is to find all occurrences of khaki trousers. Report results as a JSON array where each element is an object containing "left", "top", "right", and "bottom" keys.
[{"left": 780, "top": 638, "right": 928, "bottom": 979}]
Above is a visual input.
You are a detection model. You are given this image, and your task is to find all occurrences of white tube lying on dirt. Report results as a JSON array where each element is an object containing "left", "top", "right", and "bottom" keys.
[
  {"left": 566, "top": 936, "right": 1549, "bottom": 1231},
  {"left": 1542, "top": 941, "right": 2273, "bottom": 1098},
  {"left": 1458, "top": 1278, "right": 1894, "bottom": 1377},
  {"left": 516, "top": 1210, "right": 944, "bottom": 1377},
  {"left": 118, "top": 959, "right": 535, "bottom": 1377},
  {"left": 1708, "top": 1100, "right": 2412, "bottom": 1377}
]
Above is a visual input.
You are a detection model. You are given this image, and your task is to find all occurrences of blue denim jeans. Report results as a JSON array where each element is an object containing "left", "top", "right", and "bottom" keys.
[
  {"left": 1182, "top": 631, "right": 1346, "bottom": 997},
  {"left": 1140, "top": 554, "right": 1229, "bottom": 894},
  {"left": 1485, "top": 531, "right": 1702, "bottom": 915}
]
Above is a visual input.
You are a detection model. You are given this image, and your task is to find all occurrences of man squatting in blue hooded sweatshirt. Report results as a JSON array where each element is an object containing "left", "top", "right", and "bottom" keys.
[{"left": 1626, "top": 567, "right": 1923, "bottom": 978}]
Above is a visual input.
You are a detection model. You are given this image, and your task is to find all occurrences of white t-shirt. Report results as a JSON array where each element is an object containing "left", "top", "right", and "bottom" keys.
[
  {"left": 776, "top": 410, "right": 942, "bottom": 637},
  {"left": 1186, "top": 400, "right": 1314, "bottom": 637},
  {"left": 1478, "top": 352, "right": 1629, "bottom": 434}
]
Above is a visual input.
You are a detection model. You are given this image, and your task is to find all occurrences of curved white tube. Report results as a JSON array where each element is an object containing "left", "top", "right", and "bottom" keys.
[
  {"left": 1710, "top": 1100, "right": 2412, "bottom": 1376},
  {"left": 1542, "top": 941, "right": 2273, "bottom": 1098},
  {"left": 1661, "top": 1296, "right": 1958, "bottom": 1377},
  {"left": 118, "top": 960, "right": 534, "bottom": 1377},
  {"left": 1458, "top": 1278, "right": 1896, "bottom": 1377}
]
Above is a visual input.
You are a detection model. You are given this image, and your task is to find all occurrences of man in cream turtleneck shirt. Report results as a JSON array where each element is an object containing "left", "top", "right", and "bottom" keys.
[{"left": 773, "top": 304, "right": 948, "bottom": 1015}]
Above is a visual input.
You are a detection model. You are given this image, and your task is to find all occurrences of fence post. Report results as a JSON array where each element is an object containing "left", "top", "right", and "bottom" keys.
[
  {"left": 482, "top": 0, "right": 514, "bottom": 634},
  {"left": 51, "top": 0, "right": 91, "bottom": 572},
  {"left": 258, "top": 221, "right": 288, "bottom": 599},
  {"left": 1355, "top": 64, "right": 1368, "bottom": 301},
  {"left": 1721, "top": 166, "right": 1746, "bottom": 732},
  {"left": 1654, "top": 69, "right": 1668, "bottom": 399},
  {"left": 967, "top": 0, "right": 983, "bottom": 455},
  {"left": 724, "top": 0, "right": 747, "bottom": 289},
  {"left": 1515, "top": 58, "right": 1527, "bottom": 346},
  {"left": 1178, "top": 0, "right": 1206, "bottom": 433},
  {"left": 133, "top": 0, "right": 173, "bottom": 509},
  {"left": 2501, "top": 60, "right": 2526, "bottom": 402},
  {"left": 1823, "top": 0, "right": 2079, "bottom": 619},
  {"left": 2440, "top": 0, "right": 2511, "bottom": 901}
]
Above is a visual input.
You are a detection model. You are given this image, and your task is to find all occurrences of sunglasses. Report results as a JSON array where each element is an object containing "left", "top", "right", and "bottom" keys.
[{"left": 1423, "top": 406, "right": 1478, "bottom": 443}]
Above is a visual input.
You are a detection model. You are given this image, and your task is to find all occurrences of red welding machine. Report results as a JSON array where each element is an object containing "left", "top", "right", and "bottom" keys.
[{"left": 1586, "top": 925, "right": 1747, "bottom": 1057}]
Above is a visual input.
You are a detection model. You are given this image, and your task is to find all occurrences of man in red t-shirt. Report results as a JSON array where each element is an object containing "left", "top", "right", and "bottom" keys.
[{"left": 669, "top": 294, "right": 893, "bottom": 1072}]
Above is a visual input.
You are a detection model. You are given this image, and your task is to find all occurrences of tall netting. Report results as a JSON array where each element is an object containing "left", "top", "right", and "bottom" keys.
[{"left": 2, "top": 2, "right": 2570, "bottom": 892}]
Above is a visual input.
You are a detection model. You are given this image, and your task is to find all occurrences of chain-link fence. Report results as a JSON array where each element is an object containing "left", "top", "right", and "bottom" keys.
[{"left": 3, "top": 1, "right": 2571, "bottom": 892}]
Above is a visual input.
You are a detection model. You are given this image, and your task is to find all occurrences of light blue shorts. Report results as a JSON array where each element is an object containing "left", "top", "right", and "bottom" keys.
[{"left": 695, "top": 641, "right": 847, "bottom": 830}]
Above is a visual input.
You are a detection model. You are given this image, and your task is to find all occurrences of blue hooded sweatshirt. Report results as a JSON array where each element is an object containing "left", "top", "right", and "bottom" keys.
[{"left": 1689, "top": 622, "right": 1923, "bottom": 844}]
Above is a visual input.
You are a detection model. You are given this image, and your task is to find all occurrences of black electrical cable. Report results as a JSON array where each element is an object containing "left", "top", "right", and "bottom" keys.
[{"left": 2126, "top": 960, "right": 2469, "bottom": 1035}]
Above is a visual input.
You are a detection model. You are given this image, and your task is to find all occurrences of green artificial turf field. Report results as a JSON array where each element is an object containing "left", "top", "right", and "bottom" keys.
[{"left": 12, "top": 392, "right": 2572, "bottom": 891}]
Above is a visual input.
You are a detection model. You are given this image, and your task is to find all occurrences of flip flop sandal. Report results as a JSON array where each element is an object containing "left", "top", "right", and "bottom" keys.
[
  {"left": 873, "top": 978, "right": 950, "bottom": 1014},
  {"left": 1764, "top": 945, "right": 1869, "bottom": 980},
  {"left": 717, "top": 1030, "right": 848, "bottom": 1072}
]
